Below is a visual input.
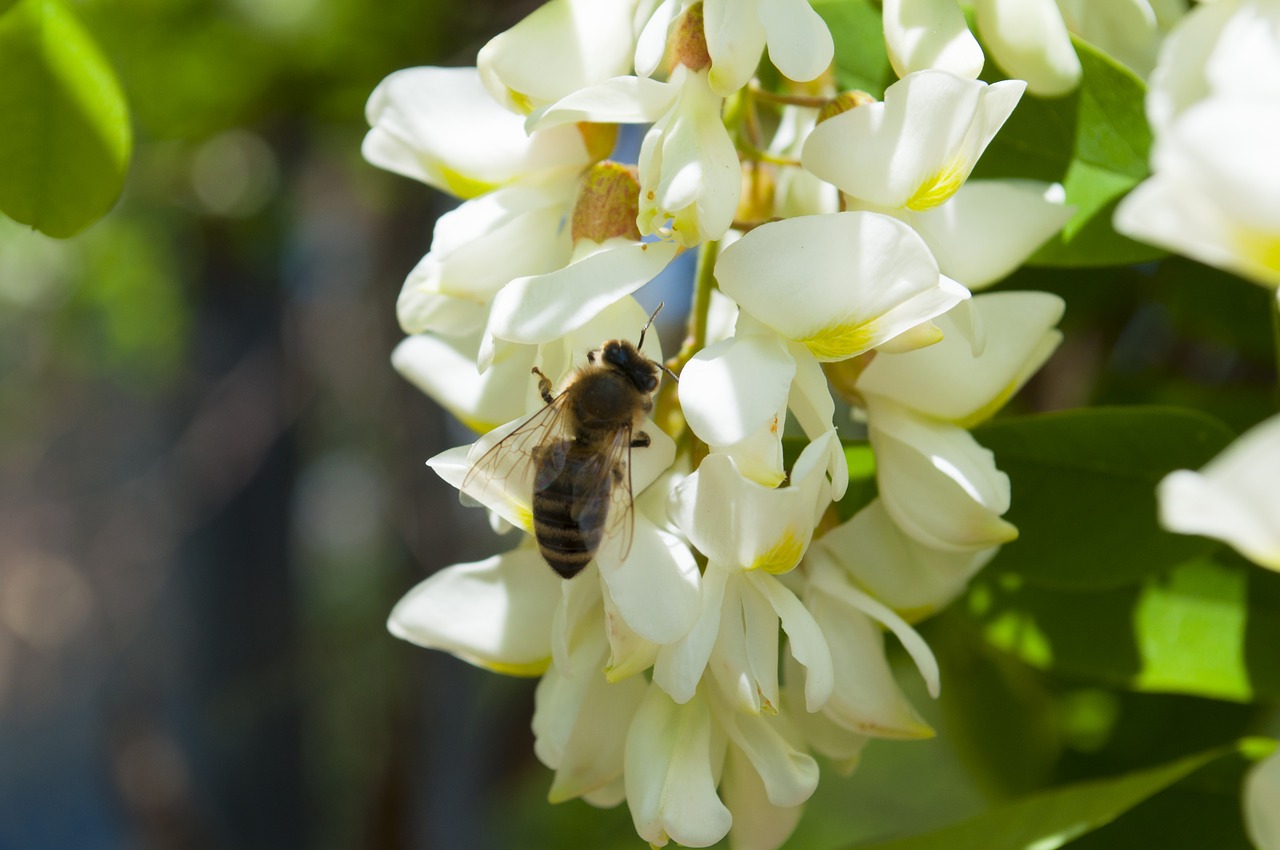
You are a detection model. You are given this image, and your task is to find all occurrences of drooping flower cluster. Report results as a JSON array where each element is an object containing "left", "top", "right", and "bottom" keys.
[{"left": 365, "top": 1, "right": 1072, "bottom": 846}]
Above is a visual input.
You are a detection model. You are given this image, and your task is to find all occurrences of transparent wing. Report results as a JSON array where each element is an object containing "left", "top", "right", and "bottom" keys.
[
  {"left": 574, "top": 423, "right": 636, "bottom": 563},
  {"left": 460, "top": 394, "right": 572, "bottom": 518}
]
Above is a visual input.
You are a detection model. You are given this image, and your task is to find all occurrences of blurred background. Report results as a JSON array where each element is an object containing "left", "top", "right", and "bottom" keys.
[{"left": 2, "top": 1, "right": 1277, "bottom": 849}]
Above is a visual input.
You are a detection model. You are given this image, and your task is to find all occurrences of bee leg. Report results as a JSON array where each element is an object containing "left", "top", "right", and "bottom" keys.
[
  {"left": 531, "top": 367, "right": 555, "bottom": 406},
  {"left": 630, "top": 431, "right": 650, "bottom": 449}
]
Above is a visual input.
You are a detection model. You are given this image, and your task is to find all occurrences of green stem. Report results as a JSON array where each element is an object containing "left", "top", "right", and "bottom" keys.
[{"left": 679, "top": 238, "right": 719, "bottom": 368}]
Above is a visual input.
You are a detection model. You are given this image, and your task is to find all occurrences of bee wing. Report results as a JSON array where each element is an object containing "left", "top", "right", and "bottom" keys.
[
  {"left": 587, "top": 424, "right": 639, "bottom": 564},
  {"left": 460, "top": 395, "right": 571, "bottom": 522}
]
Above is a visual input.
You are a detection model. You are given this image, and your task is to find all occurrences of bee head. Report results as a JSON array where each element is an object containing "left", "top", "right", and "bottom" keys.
[{"left": 602, "top": 339, "right": 660, "bottom": 393}]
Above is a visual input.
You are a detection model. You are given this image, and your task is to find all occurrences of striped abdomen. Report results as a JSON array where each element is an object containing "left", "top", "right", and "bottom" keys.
[{"left": 532, "top": 440, "right": 615, "bottom": 578}]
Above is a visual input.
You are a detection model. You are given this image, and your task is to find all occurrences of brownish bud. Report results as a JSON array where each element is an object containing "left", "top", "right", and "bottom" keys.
[
  {"left": 670, "top": 2, "right": 711, "bottom": 73},
  {"left": 571, "top": 161, "right": 642, "bottom": 244},
  {"left": 816, "top": 90, "right": 877, "bottom": 124}
]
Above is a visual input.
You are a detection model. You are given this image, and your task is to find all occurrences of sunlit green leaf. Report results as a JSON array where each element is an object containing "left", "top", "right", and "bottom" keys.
[
  {"left": 846, "top": 744, "right": 1253, "bottom": 850},
  {"left": 970, "top": 555, "right": 1280, "bottom": 702},
  {"left": 812, "top": 0, "right": 893, "bottom": 97},
  {"left": 976, "top": 407, "right": 1235, "bottom": 589},
  {"left": 974, "top": 37, "right": 1161, "bottom": 267},
  {"left": 0, "top": 0, "right": 131, "bottom": 237}
]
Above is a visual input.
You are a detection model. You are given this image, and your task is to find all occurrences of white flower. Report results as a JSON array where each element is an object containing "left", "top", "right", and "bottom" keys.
[
  {"left": 972, "top": 0, "right": 1082, "bottom": 96},
  {"left": 855, "top": 291, "right": 1065, "bottom": 551},
  {"left": 701, "top": 0, "right": 834, "bottom": 96},
  {"left": 1158, "top": 413, "right": 1280, "bottom": 572},
  {"left": 802, "top": 71, "right": 1025, "bottom": 213},
  {"left": 363, "top": 66, "right": 598, "bottom": 198},
  {"left": 477, "top": 0, "right": 640, "bottom": 114}
]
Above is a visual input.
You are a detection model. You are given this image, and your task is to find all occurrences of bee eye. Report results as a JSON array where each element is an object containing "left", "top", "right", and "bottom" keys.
[{"left": 587, "top": 351, "right": 596, "bottom": 363}]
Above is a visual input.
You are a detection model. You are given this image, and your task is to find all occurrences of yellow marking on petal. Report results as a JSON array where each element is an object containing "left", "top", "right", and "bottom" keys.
[
  {"left": 798, "top": 320, "right": 877, "bottom": 361},
  {"left": 437, "top": 164, "right": 499, "bottom": 200},
  {"left": 897, "top": 604, "right": 939, "bottom": 625},
  {"left": 512, "top": 504, "right": 535, "bottom": 533},
  {"left": 1232, "top": 225, "right": 1280, "bottom": 286},
  {"left": 905, "top": 157, "right": 967, "bottom": 211},
  {"left": 507, "top": 88, "right": 535, "bottom": 115},
  {"left": 750, "top": 531, "right": 805, "bottom": 574},
  {"left": 480, "top": 656, "right": 551, "bottom": 677},
  {"left": 454, "top": 412, "right": 503, "bottom": 436}
]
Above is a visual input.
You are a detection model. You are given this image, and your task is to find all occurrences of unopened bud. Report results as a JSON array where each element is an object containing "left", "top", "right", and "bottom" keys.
[
  {"left": 571, "top": 161, "right": 642, "bottom": 243},
  {"left": 670, "top": 2, "right": 711, "bottom": 73},
  {"left": 737, "top": 164, "right": 776, "bottom": 224},
  {"left": 816, "top": 90, "right": 876, "bottom": 124},
  {"left": 822, "top": 354, "right": 875, "bottom": 405}
]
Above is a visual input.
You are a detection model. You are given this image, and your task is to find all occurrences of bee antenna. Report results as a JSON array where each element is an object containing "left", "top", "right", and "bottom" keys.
[
  {"left": 638, "top": 301, "right": 664, "bottom": 350},
  {"left": 660, "top": 362, "right": 680, "bottom": 383}
]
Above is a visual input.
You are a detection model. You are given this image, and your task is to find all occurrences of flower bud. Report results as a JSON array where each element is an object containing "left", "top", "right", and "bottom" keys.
[
  {"left": 571, "top": 161, "right": 642, "bottom": 243},
  {"left": 816, "top": 90, "right": 876, "bottom": 125},
  {"left": 670, "top": 2, "right": 711, "bottom": 73}
]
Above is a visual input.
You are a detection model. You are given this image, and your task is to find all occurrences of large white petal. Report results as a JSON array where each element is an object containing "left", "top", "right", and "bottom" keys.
[
  {"left": 488, "top": 238, "right": 681, "bottom": 346},
  {"left": 908, "top": 180, "right": 1074, "bottom": 289},
  {"left": 759, "top": 0, "right": 835, "bottom": 86},
  {"left": 529, "top": 75, "right": 679, "bottom": 130},
  {"left": 882, "top": 0, "right": 985, "bottom": 79},
  {"left": 716, "top": 212, "right": 968, "bottom": 360},
  {"left": 805, "top": 585, "right": 935, "bottom": 739},
  {"left": 654, "top": 563, "right": 731, "bottom": 703},
  {"left": 803, "top": 72, "right": 1024, "bottom": 211},
  {"left": 716, "top": 706, "right": 819, "bottom": 808},
  {"left": 974, "top": 0, "right": 1082, "bottom": 97},
  {"left": 363, "top": 66, "right": 589, "bottom": 196},
  {"left": 720, "top": 744, "right": 806, "bottom": 850},
  {"left": 703, "top": 0, "right": 768, "bottom": 96},
  {"left": 1057, "top": 0, "right": 1160, "bottom": 79},
  {"left": 598, "top": 517, "right": 703, "bottom": 644},
  {"left": 625, "top": 688, "right": 733, "bottom": 847},
  {"left": 1158, "top": 414, "right": 1280, "bottom": 572},
  {"left": 392, "top": 331, "right": 536, "bottom": 434},
  {"left": 477, "top": 0, "right": 638, "bottom": 114},
  {"left": 388, "top": 547, "right": 560, "bottom": 675},
  {"left": 748, "top": 571, "right": 834, "bottom": 711},
  {"left": 869, "top": 401, "right": 1018, "bottom": 551},
  {"left": 857, "top": 291, "right": 1065, "bottom": 426},
  {"left": 816, "top": 499, "right": 996, "bottom": 619},
  {"left": 679, "top": 331, "right": 796, "bottom": 447}
]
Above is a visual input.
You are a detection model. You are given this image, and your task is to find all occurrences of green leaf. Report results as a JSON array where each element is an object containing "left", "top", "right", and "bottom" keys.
[
  {"left": 975, "top": 407, "right": 1236, "bottom": 590},
  {"left": 969, "top": 555, "right": 1280, "bottom": 702},
  {"left": 0, "top": 0, "right": 131, "bottom": 237},
  {"left": 974, "top": 37, "right": 1161, "bottom": 267},
  {"left": 846, "top": 744, "right": 1254, "bottom": 850},
  {"left": 812, "top": 0, "right": 893, "bottom": 98}
]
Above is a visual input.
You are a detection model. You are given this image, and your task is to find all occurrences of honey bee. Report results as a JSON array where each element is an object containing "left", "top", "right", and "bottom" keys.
[{"left": 465, "top": 304, "right": 676, "bottom": 578}]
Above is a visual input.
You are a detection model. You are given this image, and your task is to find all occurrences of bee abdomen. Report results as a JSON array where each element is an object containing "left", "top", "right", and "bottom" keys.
[{"left": 532, "top": 487, "right": 605, "bottom": 579}]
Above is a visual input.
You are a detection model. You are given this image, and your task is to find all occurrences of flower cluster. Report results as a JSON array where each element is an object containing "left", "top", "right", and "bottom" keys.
[{"left": 365, "top": 1, "right": 1074, "bottom": 846}]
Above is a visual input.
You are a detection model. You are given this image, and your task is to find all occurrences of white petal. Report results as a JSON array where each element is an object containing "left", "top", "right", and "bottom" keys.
[
  {"left": 636, "top": 0, "right": 680, "bottom": 78},
  {"left": 392, "top": 331, "right": 536, "bottom": 434},
  {"left": 601, "top": 579, "right": 662, "bottom": 681},
  {"left": 530, "top": 75, "right": 679, "bottom": 130},
  {"left": 711, "top": 417, "right": 788, "bottom": 489},
  {"left": 740, "top": 573, "right": 782, "bottom": 711},
  {"left": 817, "top": 499, "right": 996, "bottom": 619},
  {"left": 974, "top": 0, "right": 1081, "bottom": 97},
  {"left": 1056, "top": 0, "right": 1160, "bottom": 79},
  {"left": 679, "top": 332, "right": 796, "bottom": 446},
  {"left": 598, "top": 517, "right": 703, "bottom": 644},
  {"left": 721, "top": 744, "right": 806, "bottom": 850},
  {"left": 908, "top": 180, "right": 1074, "bottom": 289},
  {"left": 869, "top": 401, "right": 1018, "bottom": 551},
  {"left": 704, "top": 0, "right": 769, "bottom": 96},
  {"left": 535, "top": 614, "right": 606, "bottom": 769},
  {"left": 747, "top": 571, "right": 834, "bottom": 711},
  {"left": 477, "top": 0, "right": 638, "bottom": 114},
  {"left": 759, "top": 0, "right": 835, "bottom": 85},
  {"left": 1245, "top": 748, "right": 1280, "bottom": 850},
  {"left": 488, "top": 239, "right": 682, "bottom": 346},
  {"left": 388, "top": 548, "right": 560, "bottom": 675},
  {"left": 882, "top": 0, "right": 985, "bottom": 79},
  {"left": 716, "top": 212, "right": 967, "bottom": 360},
  {"left": 625, "top": 688, "right": 733, "bottom": 848},
  {"left": 787, "top": 687, "right": 870, "bottom": 770},
  {"left": 1158, "top": 414, "right": 1280, "bottom": 572},
  {"left": 857, "top": 291, "right": 1065, "bottom": 426},
  {"left": 717, "top": 709, "right": 819, "bottom": 808},
  {"left": 805, "top": 581, "right": 935, "bottom": 738},
  {"left": 548, "top": 662, "right": 649, "bottom": 802},
  {"left": 803, "top": 72, "right": 1024, "bottom": 211},
  {"left": 709, "top": 571, "right": 763, "bottom": 713},
  {"left": 363, "top": 66, "right": 589, "bottom": 195},
  {"left": 654, "top": 563, "right": 731, "bottom": 703},
  {"left": 808, "top": 555, "right": 941, "bottom": 698}
]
